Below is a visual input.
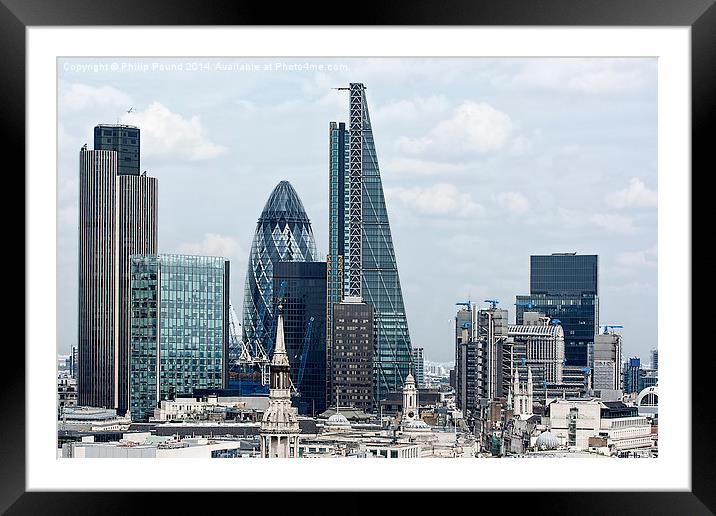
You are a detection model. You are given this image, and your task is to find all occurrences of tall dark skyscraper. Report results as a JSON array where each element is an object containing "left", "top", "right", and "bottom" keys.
[
  {"left": 78, "top": 125, "right": 157, "bottom": 414},
  {"left": 273, "top": 261, "right": 327, "bottom": 416},
  {"left": 94, "top": 124, "right": 140, "bottom": 176},
  {"left": 327, "top": 83, "right": 412, "bottom": 409},
  {"left": 516, "top": 253, "right": 598, "bottom": 367},
  {"left": 243, "top": 181, "right": 317, "bottom": 357},
  {"left": 331, "top": 298, "right": 374, "bottom": 414}
]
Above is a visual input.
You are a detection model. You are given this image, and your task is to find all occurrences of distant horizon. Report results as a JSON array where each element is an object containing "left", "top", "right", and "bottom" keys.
[{"left": 57, "top": 57, "right": 657, "bottom": 363}]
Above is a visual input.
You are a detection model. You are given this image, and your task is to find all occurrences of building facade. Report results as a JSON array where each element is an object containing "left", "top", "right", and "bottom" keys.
[
  {"left": 327, "top": 84, "right": 412, "bottom": 408},
  {"left": 78, "top": 134, "right": 158, "bottom": 415},
  {"left": 516, "top": 253, "right": 598, "bottom": 367},
  {"left": 273, "top": 261, "right": 327, "bottom": 416},
  {"left": 623, "top": 357, "right": 642, "bottom": 394},
  {"left": 454, "top": 307, "right": 474, "bottom": 415},
  {"left": 411, "top": 347, "right": 425, "bottom": 388},
  {"left": 330, "top": 298, "right": 374, "bottom": 414},
  {"left": 129, "top": 254, "right": 229, "bottom": 421},
  {"left": 590, "top": 331, "right": 623, "bottom": 391},
  {"left": 243, "top": 181, "right": 317, "bottom": 358},
  {"left": 509, "top": 312, "right": 565, "bottom": 387},
  {"left": 93, "top": 124, "right": 140, "bottom": 176}
]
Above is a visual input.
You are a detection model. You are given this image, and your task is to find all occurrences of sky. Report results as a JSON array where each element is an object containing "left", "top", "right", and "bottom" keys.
[{"left": 57, "top": 57, "right": 657, "bottom": 364}]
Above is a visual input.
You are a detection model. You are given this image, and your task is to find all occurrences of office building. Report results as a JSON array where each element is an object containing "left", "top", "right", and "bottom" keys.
[
  {"left": 327, "top": 84, "right": 412, "bottom": 408},
  {"left": 475, "top": 305, "right": 512, "bottom": 401},
  {"left": 78, "top": 131, "right": 158, "bottom": 414},
  {"left": 454, "top": 306, "right": 474, "bottom": 415},
  {"left": 93, "top": 124, "right": 140, "bottom": 176},
  {"left": 650, "top": 348, "right": 658, "bottom": 371},
  {"left": 590, "top": 331, "right": 623, "bottom": 391},
  {"left": 411, "top": 347, "right": 425, "bottom": 388},
  {"left": 243, "top": 181, "right": 317, "bottom": 357},
  {"left": 129, "top": 254, "right": 229, "bottom": 421},
  {"left": 455, "top": 303, "right": 512, "bottom": 421},
  {"left": 273, "top": 261, "right": 327, "bottom": 416},
  {"left": 623, "top": 357, "right": 642, "bottom": 394},
  {"left": 516, "top": 253, "right": 598, "bottom": 367},
  {"left": 330, "top": 298, "right": 374, "bottom": 414},
  {"left": 509, "top": 311, "right": 565, "bottom": 389}
]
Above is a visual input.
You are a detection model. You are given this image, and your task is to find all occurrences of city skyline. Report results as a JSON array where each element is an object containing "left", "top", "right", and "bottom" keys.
[{"left": 58, "top": 57, "right": 657, "bottom": 363}]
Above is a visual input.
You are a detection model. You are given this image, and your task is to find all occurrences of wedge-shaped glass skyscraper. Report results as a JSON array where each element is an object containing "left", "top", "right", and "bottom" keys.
[
  {"left": 243, "top": 181, "right": 317, "bottom": 357},
  {"left": 328, "top": 83, "right": 412, "bottom": 408}
]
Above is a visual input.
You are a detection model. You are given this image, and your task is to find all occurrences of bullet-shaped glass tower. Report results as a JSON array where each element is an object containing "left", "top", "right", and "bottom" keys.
[{"left": 242, "top": 181, "right": 317, "bottom": 358}]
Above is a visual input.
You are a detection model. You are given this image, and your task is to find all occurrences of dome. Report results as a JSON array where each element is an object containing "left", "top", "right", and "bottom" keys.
[
  {"left": 535, "top": 431, "right": 560, "bottom": 450},
  {"left": 260, "top": 181, "right": 311, "bottom": 223},
  {"left": 325, "top": 413, "right": 351, "bottom": 427},
  {"left": 636, "top": 385, "right": 658, "bottom": 406}
]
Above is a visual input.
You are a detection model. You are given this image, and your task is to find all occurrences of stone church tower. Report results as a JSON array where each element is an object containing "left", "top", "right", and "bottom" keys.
[{"left": 260, "top": 306, "right": 300, "bottom": 458}]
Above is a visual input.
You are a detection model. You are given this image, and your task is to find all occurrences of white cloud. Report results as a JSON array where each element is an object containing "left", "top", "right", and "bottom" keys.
[
  {"left": 383, "top": 157, "right": 471, "bottom": 176},
  {"left": 385, "top": 183, "right": 483, "bottom": 218},
  {"left": 60, "top": 82, "right": 132, "bottom": 113},
  {"left": 513, "top": 59, "right": 654, "bottom": 95},
  {"left": 590, "top": 213, "right": 637, "bottom": 235},
  {"left": 606, "top": 178, "right": 657, "bottom": 209},
  {"left": 397, "top": 101, "right": 514, "bottom": 158},
  {"left": 121, "top": 102, "right": 228, "bottom": 160},
  {"left": 617, "top": 246, "right": 657, "bottom": 267},
  {"left": 372, "top": 95, "right": 450, "bottom": 125},
  {"left": 495, "top": 192, "right": 530, "bottom": 215},
  {"left": 176, "top": 233, "right": 246, "bottom": 266}
]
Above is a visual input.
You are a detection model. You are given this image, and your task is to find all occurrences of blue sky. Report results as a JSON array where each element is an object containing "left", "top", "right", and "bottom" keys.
[{"left": 57, "top": 57, "right": 657, "bottom": 363}]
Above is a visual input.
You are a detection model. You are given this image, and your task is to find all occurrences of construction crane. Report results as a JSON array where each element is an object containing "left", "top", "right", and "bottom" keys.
[
  {"left": 484, "top": 299, "right": 499, "bottom": 310},
  {"left": 601, "top": 325, "right": 624, "bottom": 334},
  {"left": 455, "top": 301, "right": 472, "bottom": 311},
  {"left": 514, "top": 301, "right": 535, "bottom": 309},
  {"left": 292, "top": 316, "right": 315, "bottom": 398}
]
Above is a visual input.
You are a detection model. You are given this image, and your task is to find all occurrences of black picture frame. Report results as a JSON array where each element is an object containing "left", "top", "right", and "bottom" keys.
[{"left": 6, "top": 0, "right": 710, "bottom": 513}]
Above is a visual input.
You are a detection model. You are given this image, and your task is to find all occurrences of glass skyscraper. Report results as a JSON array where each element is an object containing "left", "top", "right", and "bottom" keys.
[
  {"left": 328, "top": 83, "right": 412, "bottom": 409},
  {"left": 129, "top": 254, "right": 229, "bottom": 421},
  {"left": 273, "top": 261, "right": 327, "bottom": 416},
  {"left": 243, "top": 181, "right": 317, "bottom": 359},
  {"left": 516, "top": 253, "right": 598, "bottom": 367}
]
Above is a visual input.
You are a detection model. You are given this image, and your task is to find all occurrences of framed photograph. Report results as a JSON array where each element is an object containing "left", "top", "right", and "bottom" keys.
[{"left": 9, "top": 0, "right": 709, "bottom": 512}]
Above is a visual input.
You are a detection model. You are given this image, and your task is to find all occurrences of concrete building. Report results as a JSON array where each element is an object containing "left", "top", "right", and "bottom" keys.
[
  {"left": 650, "top": 349, "right": 658, "bottom": 371},
  {"left": 58, "top": 406, "right": 131, "bottom": 432},
  {"left": 151, "top": 395, "right": 269, "bottom": 422},
  {"left": 62, "top": 433, "right": 259, "bottom": 459},
  {"left": 57, "top": 374, "right": 78, "bottom": 416},
  {"left": 546, "top": 399, "right": 652, "bottom": 453},
  {"left": 475, "top": 304, "right": 512, "bottom": 402},
  {"left": 78, "top": 130, "right": 158, "bottom": 415},
  {"left": 330, "top": 297, "right": 374, "bottom": 413},
  {"left": 591, "top": 330, "right": 623, "bottom": 391},
  {"left": 509, "top": 311, "right": 565, "bottom": 389},
  {"left": 260, "top": 306, "right": 300, "bottom": 458}
]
